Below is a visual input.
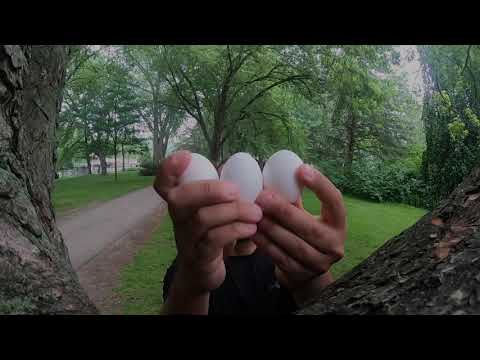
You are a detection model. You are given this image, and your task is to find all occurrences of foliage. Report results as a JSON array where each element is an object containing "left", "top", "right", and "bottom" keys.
[
  {"left": 419, "top": 45, "right": 480, "bottom": 207},
  {"left": 138, "top": 158, "right": 158, "bottom": 176}
]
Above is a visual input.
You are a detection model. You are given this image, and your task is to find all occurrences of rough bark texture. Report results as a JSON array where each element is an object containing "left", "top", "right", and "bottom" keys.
[
  {"left": 344, "top": 112, "right": 356, "bottom": 176},
  {"left": 298, "top": 166, "right": 480, "bottom": 315},
  {"left": 86, "top": 155, "right": 92, "bottom": 175},
  {"left": 0, "top": 45, "right": 98, "bottom": 314},
  {"left": 98, "top": 153, "right": 107, "bottom": 175}
]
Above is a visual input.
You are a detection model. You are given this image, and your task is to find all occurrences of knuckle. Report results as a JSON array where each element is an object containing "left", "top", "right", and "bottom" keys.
[
  {"left": 330, "top": 245, "right": 345, "bottom": 261},
  {"left": 202, "top": 181, "right": 214, "bottom": 196},
  {"left": 307, "top": 221, "right": 322, "bottom": 240},
  {"left": 259, "top": 218, "right": 275, "bottom": 234},
  {"left": 314, "top": 262, "right": 329, "bottom": 274},
  {"left": 278, "top": 203, "right": 292, "bottom": 219},
  {"left": 231, "top": 222, "right": 247, "bottom": 237},
  {"left": 166, "top": 189, "right": 176, "bottom": 204},
  {"left": 281, "top": 254, "right": 295, "bottom": 272},
  {"left": 205, "top": 229, "right": 218, "bottom": 245},
  {"left": 195, "top": 207, "right": 209, "bottom": 226}
]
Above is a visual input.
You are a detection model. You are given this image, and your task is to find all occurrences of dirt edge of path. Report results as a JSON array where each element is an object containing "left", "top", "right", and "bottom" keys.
[{"left": 76, "top": 205, "right": 167, "bottom": 315}]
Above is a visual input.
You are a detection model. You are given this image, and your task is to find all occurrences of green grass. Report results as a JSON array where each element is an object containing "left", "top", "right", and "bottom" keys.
[
  {"left": 52, "top": 170, "right": 154, "bottom": 215},
  {"left": 116, "top": 191, "right": 428, "bottom": 314},
  {"left": 302, "top": 190, "right": 428, "bottom": 278},
  {"left": 115, "top": 216, "right": 176, "bottom": 315}
]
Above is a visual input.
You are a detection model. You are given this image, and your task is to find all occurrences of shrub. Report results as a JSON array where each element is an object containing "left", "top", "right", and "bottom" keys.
[
  {"left": 139, "top": 158, "right": 157, "bottom": 176},
  {"left": 316, "top": 158, "right": 430, "bottom": 209}
]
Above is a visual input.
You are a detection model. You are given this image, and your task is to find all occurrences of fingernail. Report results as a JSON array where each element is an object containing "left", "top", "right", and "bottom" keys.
[
  {"left": 244, "top": 223, "right": 258, "bottom": 234},
  {"left": 225, "top": 183, "right": 240, "bottom": 199},
  {"left": 302, "top": 164, "right": 315, "bottom": 182},
  {"left": 257, "top": 190, "right": 274, "bottom": 205},
  {"left": 251, "top": 204, "right": 263, "bottom": 221}
]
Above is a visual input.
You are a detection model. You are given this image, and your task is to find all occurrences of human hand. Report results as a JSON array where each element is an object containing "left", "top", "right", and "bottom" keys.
[
  {"left": 154, "top": 151, "right": 263, "bottom": 298},
  {"left": 252, "top": 164, "right": 346, "bottom": 305}
]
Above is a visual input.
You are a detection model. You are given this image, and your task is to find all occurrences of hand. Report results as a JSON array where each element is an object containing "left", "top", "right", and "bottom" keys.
[
  {"left": 154, "top": 151, "right": 263, "bottom": 310},
  {"left": 252, "top": 164, "right": 346, "bottom": 306}
]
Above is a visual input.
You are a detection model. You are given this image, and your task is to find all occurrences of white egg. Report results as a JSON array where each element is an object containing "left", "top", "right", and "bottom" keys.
[
  {"left": 220, "top": 152, "right": 263, "bottom": 202},
  {"left": 179, "top": 153, "right": 219, "bottom": 184},
  {"left": 263, "top": 150, "right": 304, "bottom": 203}
]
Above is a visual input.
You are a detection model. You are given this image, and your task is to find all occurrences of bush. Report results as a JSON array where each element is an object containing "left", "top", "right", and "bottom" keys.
[
  {"left": 316, "top": 158, "right": 430, "bottom": 209},
  {"left": 139, "top": 159, "right": 157, "bottom": 176}
]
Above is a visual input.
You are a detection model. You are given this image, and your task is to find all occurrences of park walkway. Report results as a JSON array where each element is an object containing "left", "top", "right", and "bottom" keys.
[
  {"left": 57, "top": 186, "right": 167, "bottom": 313},
  {"left": 58, "top": 186, "right": 166, "bottom": 270}
]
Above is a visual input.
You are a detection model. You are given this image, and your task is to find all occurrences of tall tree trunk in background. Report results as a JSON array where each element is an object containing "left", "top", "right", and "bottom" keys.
[
  {"left": 98, "top": 154, "right": 107, "bottom": 175},
  {"left": 86, "top": 155, "right": 92, "bottom": 175},
  {"left": 161, "top": 136, "right": 169, "bottom": 160},
  {"left": 344, "top": 112, "right": 356, "bottom": 176},
  {"left": 0, "top": 45, "right": 97, "bottom": 314},
  {"left": 121, "top": 142, "right": 125, "bottom": 172},
  {"left": 299, "top": 165, "right": 480, "bottom": 315},
  {"left": 152, "top": 116, "right": 162, "bottom": 166},
  {"left": 84, "top": 123, "right": 91, "bottom": 174},
  {"left": 113, "top": 130, "right": 118, "bottom": 181}
]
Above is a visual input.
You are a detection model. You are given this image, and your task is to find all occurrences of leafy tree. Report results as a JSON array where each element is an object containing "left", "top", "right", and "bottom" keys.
[
  {"left": 419, "top": 45, "right": 480, "bottom": 207},
  {"left": 160, "top": 45, "right": 313, "bottom": 165},
  {"left": 121, "top": 46, "right": 184, "bottom": 166}
]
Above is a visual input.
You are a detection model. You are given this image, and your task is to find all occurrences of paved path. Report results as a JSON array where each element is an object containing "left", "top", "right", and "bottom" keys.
[{"left": 58, "top": 186, "right": 166, "bottom": 270}]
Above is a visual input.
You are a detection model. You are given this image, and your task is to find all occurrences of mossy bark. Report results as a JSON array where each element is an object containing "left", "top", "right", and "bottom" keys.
[{"left": 0, "top": 45, "right": 97, "bottom": 314}]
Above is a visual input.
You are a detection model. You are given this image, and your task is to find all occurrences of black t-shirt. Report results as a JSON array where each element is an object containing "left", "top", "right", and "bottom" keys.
[{"left": 162, "top": 251, "right": 298, "bottom": 315}]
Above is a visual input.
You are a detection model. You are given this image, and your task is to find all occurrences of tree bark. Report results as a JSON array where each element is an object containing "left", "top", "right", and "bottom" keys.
[
  {"left": 84, "top": 122, "right": 91, "bottom": 174},
  {"left": 0, "top": 45, "right": 97, "bottom": 314},
  {"left": 86, "top": 155, "right": 92, "bottom": 175},
  {"left": 113, "top": 130, "right": 118, "bottom": 181},
  {"left": 344, "top": 112, "right": 356, "bottom": 176},
  {"left": 121, "top": 142, "right": 125, "bottom": 172},
  {"left": 98, "top": 153, "right": 107, "bottom": 176},
  {"left": 152, "top": 117, "right": 163, "bottom": 166},
  {"left": 298, "top": 165, "right": 480, "bottom": 315}
]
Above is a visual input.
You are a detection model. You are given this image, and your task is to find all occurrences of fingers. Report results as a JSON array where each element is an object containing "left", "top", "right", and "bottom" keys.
[
  {"left": 169, "top": 180, "right": 240, "bottom": 213},
  {"left": 192, "top": 201, "right": 263, "bottom": 236},
  {"left": 257, "top": 217, "right": 339, "bottom": 272},
  {"left": 296, "top": 164, "right": 346, "bottom": 230},
  {"left": 256, "top": 190, "right": 340, "bottom": 254},
  {"left": 153, "top": 150, "right": 192, "bottom": 200},
  {"left": 252, "top": 232, "right": 313, "bottom": 277},
  {"left": 197, "top": 222, "right": 258, "bottom": 262}
]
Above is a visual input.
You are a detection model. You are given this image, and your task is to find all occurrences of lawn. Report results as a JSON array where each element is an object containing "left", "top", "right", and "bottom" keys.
[
  {"left": 52, "top": 170, "right": 155, "bottom": 215},
  {"left": 116, "top": 190, "right": 428, "bottom": 315}
]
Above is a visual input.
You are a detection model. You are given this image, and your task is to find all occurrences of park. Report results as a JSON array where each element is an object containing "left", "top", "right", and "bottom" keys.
[{"left": 1, "top": 45, "right": 480, "bottom": 315}]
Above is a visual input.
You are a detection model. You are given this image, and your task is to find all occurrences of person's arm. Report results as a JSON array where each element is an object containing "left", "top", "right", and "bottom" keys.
[
  {"left": 154, "top": 151, "right": 263, "bottom": 315},
  {"left": 289, "top": 271, "right": 334, "bottom": 308},
  {"left": 161, "top": 271, "right": 210, "bottom": 315}
]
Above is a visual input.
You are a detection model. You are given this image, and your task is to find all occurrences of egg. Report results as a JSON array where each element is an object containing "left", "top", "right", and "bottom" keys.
[
  {"left": 220, "top": 152, "right": 263, "bottom": 202},
  {"left": 179, "top": 153, "right": 219, "bottom": 184},
  {"left": 263, "top": 150, "right": 304, "bottom": 203}
]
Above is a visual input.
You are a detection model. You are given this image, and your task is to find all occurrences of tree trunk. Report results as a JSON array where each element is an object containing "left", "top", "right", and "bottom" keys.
[
  {"left": 152, "top": 118, "right": 162, "bottom": 166},
  {"left": 344, "top": 112, "right": 356, "bottom": 176},
  {"left": 86, "top": 155, "right": 92, "bottom": 175},
  {"left": 113, "top": 131, "right": 117, "bottom": 181},
  {"left": 84, "top": 122, "right": 91, "bottom": 174},
  {"left": 0, "top": 45, "right": 97, "bottom": 314},
  {"left": 121, "top": 143, "right": 125, "bottom": 172},
  {"left": 98, "top": 154, "right": 107, "bottom": 176},
  {"left": 298, "top": 165, "right": 480, "bottom": 315}
]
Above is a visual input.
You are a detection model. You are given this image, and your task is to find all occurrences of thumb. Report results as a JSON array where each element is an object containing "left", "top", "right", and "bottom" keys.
[{"left": 153, "top": 150, "right": 191, "bottom": 201}]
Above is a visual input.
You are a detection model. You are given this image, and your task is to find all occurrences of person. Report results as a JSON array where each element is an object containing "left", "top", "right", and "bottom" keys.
[{"left": 154, "top": 150, "right": 346, "bottom": 315}]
